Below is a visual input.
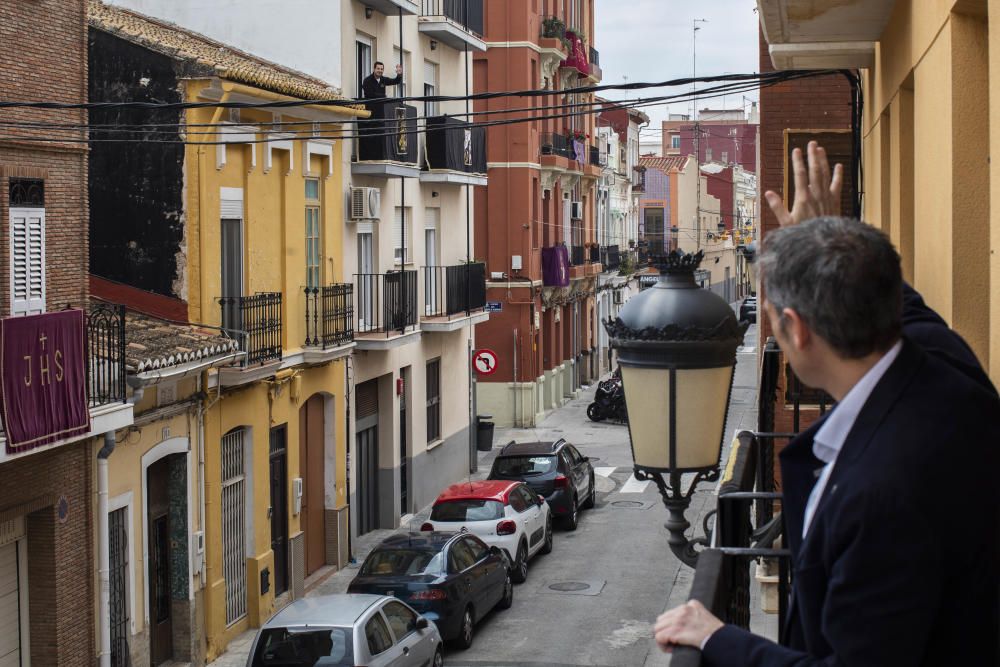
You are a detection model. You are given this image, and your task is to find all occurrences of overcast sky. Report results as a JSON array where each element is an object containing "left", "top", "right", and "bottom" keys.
[{"left": 594, "top": 0, "right": 761, "bottom": 139}]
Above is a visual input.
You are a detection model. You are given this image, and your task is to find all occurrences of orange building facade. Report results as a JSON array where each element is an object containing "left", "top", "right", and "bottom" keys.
[{"left": 473, "top": 0, "right": 603, "bottom": 426}]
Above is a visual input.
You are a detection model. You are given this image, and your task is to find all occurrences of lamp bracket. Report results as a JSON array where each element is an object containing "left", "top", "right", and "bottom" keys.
[{"left": 639, "top": 467, "right": 719, "bottom": 568}]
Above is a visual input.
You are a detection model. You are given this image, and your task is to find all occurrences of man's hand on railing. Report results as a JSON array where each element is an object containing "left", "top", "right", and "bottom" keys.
[
  {"left": 764, "top": 140, "right": 843, "bottom": 227},
  {"left": 654, "top": 600, "right": 724, "bottom": 653}
]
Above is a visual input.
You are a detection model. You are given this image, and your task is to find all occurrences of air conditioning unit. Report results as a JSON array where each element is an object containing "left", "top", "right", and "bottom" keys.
[
  {"left": 350, "top": 186, "right": 381, "bottom": 220},
  {"left": 571, "top": 201, "right": 584, "bottom": 220}
]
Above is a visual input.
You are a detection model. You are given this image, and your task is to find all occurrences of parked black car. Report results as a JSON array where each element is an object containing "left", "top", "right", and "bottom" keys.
[
  {"left": 347, "top": 532, "right": 512, "bottom": 650},
  {"left": 488, "top": 439, "right": 595, "bottom": 530},
  {"left": 739, "top": 295, "right": 757, "bottom": 324}
]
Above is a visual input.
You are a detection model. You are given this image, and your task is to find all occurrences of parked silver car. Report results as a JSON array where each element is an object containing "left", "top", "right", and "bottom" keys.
[{"left": 246, "top": 593, "right": 444, "bottom": 667}]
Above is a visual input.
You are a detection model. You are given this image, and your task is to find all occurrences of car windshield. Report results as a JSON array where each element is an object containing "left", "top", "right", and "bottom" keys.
[
  {"left": 360, "top": 548, "right": 444, "bottom": 576},
  {"left": 430, "top": 499, "right": 505, "bottom": 522},
  {"left": 493, "top": 455, "right": 557, "bottom": 476},
  {"left": 250, "top": 627, "right": 353, "bottom": 667}
]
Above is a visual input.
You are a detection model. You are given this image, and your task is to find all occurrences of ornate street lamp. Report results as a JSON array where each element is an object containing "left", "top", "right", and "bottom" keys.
[{"left": 605, "top": 250, "right": 747, "bottom": 567}]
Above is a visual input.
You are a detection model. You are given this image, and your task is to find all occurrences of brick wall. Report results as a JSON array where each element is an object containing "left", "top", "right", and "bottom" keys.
[
  {"left": 0, "top": 1, "right": 94, "bottom": 663},
  {"left": 758, "top": 27, "right": 853, "bottom": 441},
  {"left": 1, "top": 442, "right": 96, "bottom": 665},
  {"left": 0, "top": 0, "right": 89, "bottom": 316}
]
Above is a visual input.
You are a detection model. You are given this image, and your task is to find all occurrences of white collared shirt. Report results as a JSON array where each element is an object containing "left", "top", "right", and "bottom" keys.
[{"left": 801, "top": 340, "right": 903, "bottom": 538}]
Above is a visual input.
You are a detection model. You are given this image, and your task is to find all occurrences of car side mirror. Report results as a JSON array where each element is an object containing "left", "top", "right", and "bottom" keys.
[
  {"left": 416, "top": 616, "right": 429, "bottom": 630},
  {"left": 489, "top": 545, "right": 503, "bottom": 557},
  {"left": 581, "top": 456, "right": 590, "bottom": 462}
]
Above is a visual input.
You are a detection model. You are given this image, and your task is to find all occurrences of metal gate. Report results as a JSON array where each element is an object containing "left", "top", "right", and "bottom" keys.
[
  {"left": 109, "top": 507, "right": 130, "bottom": 666},
  {"left": 269, "top": 425, "right": 289, "bottom": 596},
  {"left": 356, "top": 379, "right": 379, "bottom": 535},
  {"left": 221, "top": 429, "right": 247, "bottom": 625}
]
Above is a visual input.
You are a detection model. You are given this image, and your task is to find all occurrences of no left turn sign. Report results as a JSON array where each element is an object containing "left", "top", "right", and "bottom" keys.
[{"left": 473, "top": 349, "right": 498, "bottom": 375}]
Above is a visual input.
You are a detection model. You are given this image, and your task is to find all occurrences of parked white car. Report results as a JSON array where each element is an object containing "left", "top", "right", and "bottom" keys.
[
  {"left": 246, "top": 594, "right": 443, "bottom": 667},
  {"left": 421, "top": 480, "right": 552, "bottom": 583}
]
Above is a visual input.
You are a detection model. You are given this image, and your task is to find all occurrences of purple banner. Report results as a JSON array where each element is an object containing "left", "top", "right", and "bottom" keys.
[
  {"left": 1, "top": 310, "right": 90, "bottom": 453},
  {"left": 573, "top": 140, "right": 585, "bottom": 164},
  {"left": 542, "top": 245, "right": 570, "bottom": 287}
]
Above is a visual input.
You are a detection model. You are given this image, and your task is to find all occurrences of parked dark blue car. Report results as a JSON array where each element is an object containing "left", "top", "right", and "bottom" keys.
[{"left": 347, "top": 532, "right": 513, "bottom": 650}]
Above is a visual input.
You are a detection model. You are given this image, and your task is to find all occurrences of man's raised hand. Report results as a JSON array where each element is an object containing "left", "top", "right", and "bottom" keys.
[{"left": 763, "top": 140, "right": 844, "bottom": 227}]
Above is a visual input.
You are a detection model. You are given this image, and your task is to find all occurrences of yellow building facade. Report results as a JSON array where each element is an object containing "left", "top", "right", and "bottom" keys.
[
  {"left": 758, "top": 0, "right": 998, "bottom": 385},
  {"left": 87, "top": 3, "right": 367, "bottom": 663}
]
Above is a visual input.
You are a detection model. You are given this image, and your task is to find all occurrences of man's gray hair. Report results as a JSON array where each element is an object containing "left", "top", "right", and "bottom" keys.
[{"left": 759, "top": 217, "right": 902, "bottom": 358}]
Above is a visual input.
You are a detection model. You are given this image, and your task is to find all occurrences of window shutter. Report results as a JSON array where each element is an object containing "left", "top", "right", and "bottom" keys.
[
  {"left": 10, "top": 208, "right": 45, "bottom": 315},
  {"left": 393, "top": 207, "right": 410, "bottom": 263},
  {"left": 220, "top": 187, "right": 244, "bottom": 219},
  {"left": 424, "top": 208, "right": 439, "bottom": 231}
]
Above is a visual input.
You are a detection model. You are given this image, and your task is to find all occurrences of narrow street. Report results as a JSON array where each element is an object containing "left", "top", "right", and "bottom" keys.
[{"left": 213, "top": 323, "right": 759, "bottom": 667}]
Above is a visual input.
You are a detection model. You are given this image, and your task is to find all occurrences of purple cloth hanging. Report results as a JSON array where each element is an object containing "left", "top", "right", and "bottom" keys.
[{"left": 542, "top": 245, "right": 570, "bottom": 286}]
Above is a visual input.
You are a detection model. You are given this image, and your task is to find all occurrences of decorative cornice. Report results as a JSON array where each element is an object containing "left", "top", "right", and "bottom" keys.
[{"left": 605, "top": 315, "right": 747, "bottom": 344}]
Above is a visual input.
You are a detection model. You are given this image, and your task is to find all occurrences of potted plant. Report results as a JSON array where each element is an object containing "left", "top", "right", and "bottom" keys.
[{"left": 541, "top": 16, "right": 566, "bottom": 39}]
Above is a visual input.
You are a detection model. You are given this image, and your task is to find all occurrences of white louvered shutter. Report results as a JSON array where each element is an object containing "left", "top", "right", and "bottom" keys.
[
  {"left": 10, "top": 208, "right": 45, "bottom": 315},
  {"left": 394, "top": 207, "right": 410, "bottom": 264}
]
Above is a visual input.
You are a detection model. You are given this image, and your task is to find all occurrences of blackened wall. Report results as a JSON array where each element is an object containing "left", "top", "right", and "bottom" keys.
[{"left": 88, "top": 29, "right": 185, "bottom": 298}]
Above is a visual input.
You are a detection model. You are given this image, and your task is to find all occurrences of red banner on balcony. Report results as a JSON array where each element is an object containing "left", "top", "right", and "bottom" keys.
[{"left": 1, "top": 310, "right": 91, "bottom": 454}]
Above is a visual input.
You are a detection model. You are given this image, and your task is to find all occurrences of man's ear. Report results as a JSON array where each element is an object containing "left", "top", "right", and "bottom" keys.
[{"left": 781, "top": 308, "right": 811, "bottom": 351}]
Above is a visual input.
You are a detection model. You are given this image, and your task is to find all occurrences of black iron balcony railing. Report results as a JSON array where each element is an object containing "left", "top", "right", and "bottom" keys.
[
  {"left": 421, "top": 0, "right": 484, "bottom": 36},
  {"left": 600, "top": 244, "right": 621, "bottom": 271},
  {"left": 87, "top": 303, "right": 127, "bottom": 407},
  {"left": 304, "top": 283, "right": 354, "bottom": 349},
  {"left": 219, "top": 292, "right": 283, "bottom": 366},
  {"left": 541, "top": 132, "right": 574, "bottom": 159},
  {"left": 632, "top": 165, "right": 646, "bottom": 192},
  {"left": 588, "top": 244, "right": 600, "bottom": 263},
  {"left": 589, "top": 46, "right": 600, "bottom": 66},
  {"left": 423, "top": 263, "right": 486, "bottom": 317},
  {"left": 355, "top": 271, "right": 418, "bottom": 335},
  {"left": 570, "top": 245, "right": 585, "bottom": 266},
  {"left": 356, "top": 101, "right": 419, "bottom": 164}
]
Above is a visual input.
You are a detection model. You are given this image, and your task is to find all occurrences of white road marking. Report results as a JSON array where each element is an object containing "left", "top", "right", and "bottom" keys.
[
  {"left": 594, "top": 466, "right": 617, "bottom": 478},
  {"left": 619, "top": 474, "right": 650, "bottom": 494}
]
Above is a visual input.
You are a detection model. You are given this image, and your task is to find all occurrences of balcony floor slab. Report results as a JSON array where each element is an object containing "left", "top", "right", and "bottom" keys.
[
  {"left": 418, "top": 20, "right": 487, "bottom": 52},
  {"left": 352, "top": 161, "right": 423, "bottom": 179},
  {"left": 421, "top": 310, "right": 489, "bottom": 332},
  {"left": 354, "top": 329, "right": 422, "bottom": 350},
  {"left": 217, "top": 358, "right": 283, "bottom": 387},
  {"left": 419, "top": 170, "right": 488, "bottom": 186}
]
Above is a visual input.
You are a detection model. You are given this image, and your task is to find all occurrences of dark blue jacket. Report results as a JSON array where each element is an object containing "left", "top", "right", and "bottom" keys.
[{"left": 702, "top": 287, "right": 1000, "bottom": 666}]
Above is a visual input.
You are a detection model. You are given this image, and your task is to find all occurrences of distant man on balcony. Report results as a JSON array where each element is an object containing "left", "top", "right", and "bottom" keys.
[
  {"left": 654, "top": 142, "right": 998, "bottom": 666},
  {"left": 362, "top": 61, "right": 404, "bottom": 105}
]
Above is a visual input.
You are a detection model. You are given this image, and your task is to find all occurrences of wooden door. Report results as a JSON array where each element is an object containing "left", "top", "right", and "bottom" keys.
[{"left": 298, "top": 395, "right": 326, "bottom": 576}]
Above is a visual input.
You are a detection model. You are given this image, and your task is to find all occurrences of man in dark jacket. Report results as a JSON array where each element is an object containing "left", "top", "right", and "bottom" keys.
[
  {"left": 654, "top": 142, "right": 999, "bottom": 665},
  {"left": 361, "top": 61, "right": 403, "bottom": 103}
]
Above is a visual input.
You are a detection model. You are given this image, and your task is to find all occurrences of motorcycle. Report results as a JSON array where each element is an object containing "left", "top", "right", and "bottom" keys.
[{"left": 587, "top": 370, "right": 628, "bottom": 423}]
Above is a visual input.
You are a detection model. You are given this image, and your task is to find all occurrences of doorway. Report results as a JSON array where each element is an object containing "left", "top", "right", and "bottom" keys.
[
  {"left": 299, "top": 395, "right": 327, "bottom": 576},
  {"left": 147, "top": 458, "right": 173, "bottom": 666},
  {"left": 269, "top": 425, "right": 289, "bottom": 596},
  {"left": 399, "top": 367, "right": 410, "bottom": 517},
  {"left": 355, "top": 380, "right": 379, "bottom": 535},
  {"left": 221, "top": 217, "right": 243, "bottom": 333}
]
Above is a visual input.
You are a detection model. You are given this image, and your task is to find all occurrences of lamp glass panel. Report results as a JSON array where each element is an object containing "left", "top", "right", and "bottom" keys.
[
  {"left": 621, "top": 366, "right": 671, "bottom": 469},
  {"left": 675, "top": 366, "right": 732, "bottom": 469}
]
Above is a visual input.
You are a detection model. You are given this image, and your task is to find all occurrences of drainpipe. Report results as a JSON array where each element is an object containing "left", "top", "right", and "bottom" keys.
[{"left": 97, "top": 431, "right": 116, "bottom": 667}]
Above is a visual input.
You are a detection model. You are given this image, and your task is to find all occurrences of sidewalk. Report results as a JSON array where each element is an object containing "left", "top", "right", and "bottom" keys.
[{"left": 209, "top": 432, "right": 508, "bottom": 666}]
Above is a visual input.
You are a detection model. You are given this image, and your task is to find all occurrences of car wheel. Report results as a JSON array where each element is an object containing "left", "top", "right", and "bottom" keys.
[
  {"left": 497, "top": 570, "right": 514, "bottom": 609},
  {"left": 454, "top": 606, "right": 475, "bottom": 650},
  {"left": 540, "top": 516, "right": 554, "bottom": 554},
  {"left": 586, "top": 403, "right": 605, "bottom": 422},
  {"left": 562, "top": 495, "right": 579, "bottom": 531},
  {"left": 433, "top": 648, "right": 445, "bottom": 667},
  {"left": 582, "top": 474, "right": 596, "bottom": 509},
  {"left": 511, "top": 542, "right": 528, "bottom": 583}
]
